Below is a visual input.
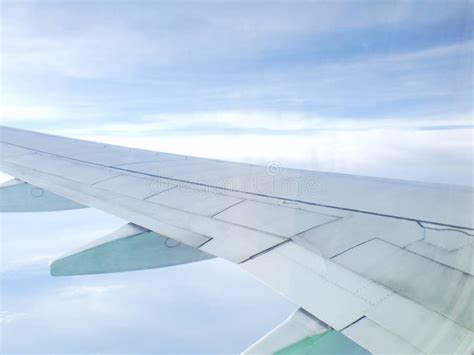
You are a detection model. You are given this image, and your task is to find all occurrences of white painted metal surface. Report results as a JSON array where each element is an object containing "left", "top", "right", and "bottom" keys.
[
  {"left": 335, "top": 239, "right": 473, "bottom": 331},
  {"left": 422, "top": 228, "right": 473, "bottom": 251},
  {"left": 366, "top": 294, "right": 474, "bottom": 354},
  {"left": 93, "top": 174, "right": 176, "bottom": 199},
  {"left": 342, "top": 317, "right": 424, "bottom": 354},
  {"left": 1, "top": 126, "right": 473, "bottom": 354},
  {"left": 0, "top": 142, "right": 35, "bottom": 159},
  {"left": 293, "top": 213, "right": 423, "bottom": 258},
  {"left": 407, "top": 240, "right": 473, "bottom": 276},
  {"left": 215, "top": 200, "right": 338, "bottom": 237},
  {"left": 240, "top": 241, "right": 391, "bottom": 329},
  {"left": 3, "top": 151, "right": 122, "bottom": 185},
  {"left": 147, "top": 186, "right": 243, "bottom": 217}
]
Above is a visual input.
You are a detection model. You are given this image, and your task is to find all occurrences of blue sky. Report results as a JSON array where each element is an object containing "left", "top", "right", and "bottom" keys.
[
  {"left": 0, "top": 1, "right": 473, "bottom": 353},
  {"left": 0, "top": 1, "right": 472, "bottom": 124},
  {"left": 1, "top": 209, "right": 294, "bottom": 353}
]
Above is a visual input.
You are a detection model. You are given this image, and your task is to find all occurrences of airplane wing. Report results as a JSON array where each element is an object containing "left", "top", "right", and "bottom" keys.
[{"left": 0, "top": 126, "right": 472, "bottom": 354}]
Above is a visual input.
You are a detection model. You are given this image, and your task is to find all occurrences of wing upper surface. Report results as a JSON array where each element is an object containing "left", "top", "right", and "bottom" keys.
[{"left": 1, "top": 126, "right": 472, "bottom": 354}]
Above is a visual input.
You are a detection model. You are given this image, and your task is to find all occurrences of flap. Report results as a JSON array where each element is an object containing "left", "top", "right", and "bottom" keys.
[
  {"left": 50, "top": 223, "right": 214, "bottom": 276},
  {"left": 243, "top": 308, "right": 369, "bottom": 355},
  {"left": 243, "top": 309, "right": 329, "bottom": 354}
]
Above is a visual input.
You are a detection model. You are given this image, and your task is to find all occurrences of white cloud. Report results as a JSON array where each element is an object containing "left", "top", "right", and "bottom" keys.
[
  {"left": 0, "top": 172, "right": 13, "bottom": 183},
  {"left": 0, "top": 209, "right": 126, "bottom": 274},
  {"left": 1, "top": 4, "right": 470, "bottom": 126},
  {"left": 1, "top": 2, "right": 468, "bottom": 80},
  {"left": 1, "top": 111, "right": 471, "bottom": 186},
  {"left": 3, "top": 39, "right": 471, "bottom": 125},
  {"left": 43, "top": 110, "right": 473, "bottom": 134},
  {"left": 69, "top": 125, "right": 472, "bottom": 186},
  {"left": 0, "top": 105, "right": 66, "bottom": 121},
  {"left": 2, "top": 254, "right": 57, "bottom": 273},
  {"left": 389, "top": 40, "right": 473, "bottom": 62},
  {"left": 0, "top": 311, "right": 27, "bottom": 325},
  {"left": 58, "top": 285, "right": 125, "bottom": 299},
  {"left": 140, "top": 111, "right": 473, "bottom": 132},
  {"left": 0, "top": 258, "right": 294, "bottom": 353}
]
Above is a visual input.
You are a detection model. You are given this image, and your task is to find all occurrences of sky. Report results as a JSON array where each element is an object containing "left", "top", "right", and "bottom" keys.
[{"left": 0, "top": 0, "right": 473, "bottom": 354}]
